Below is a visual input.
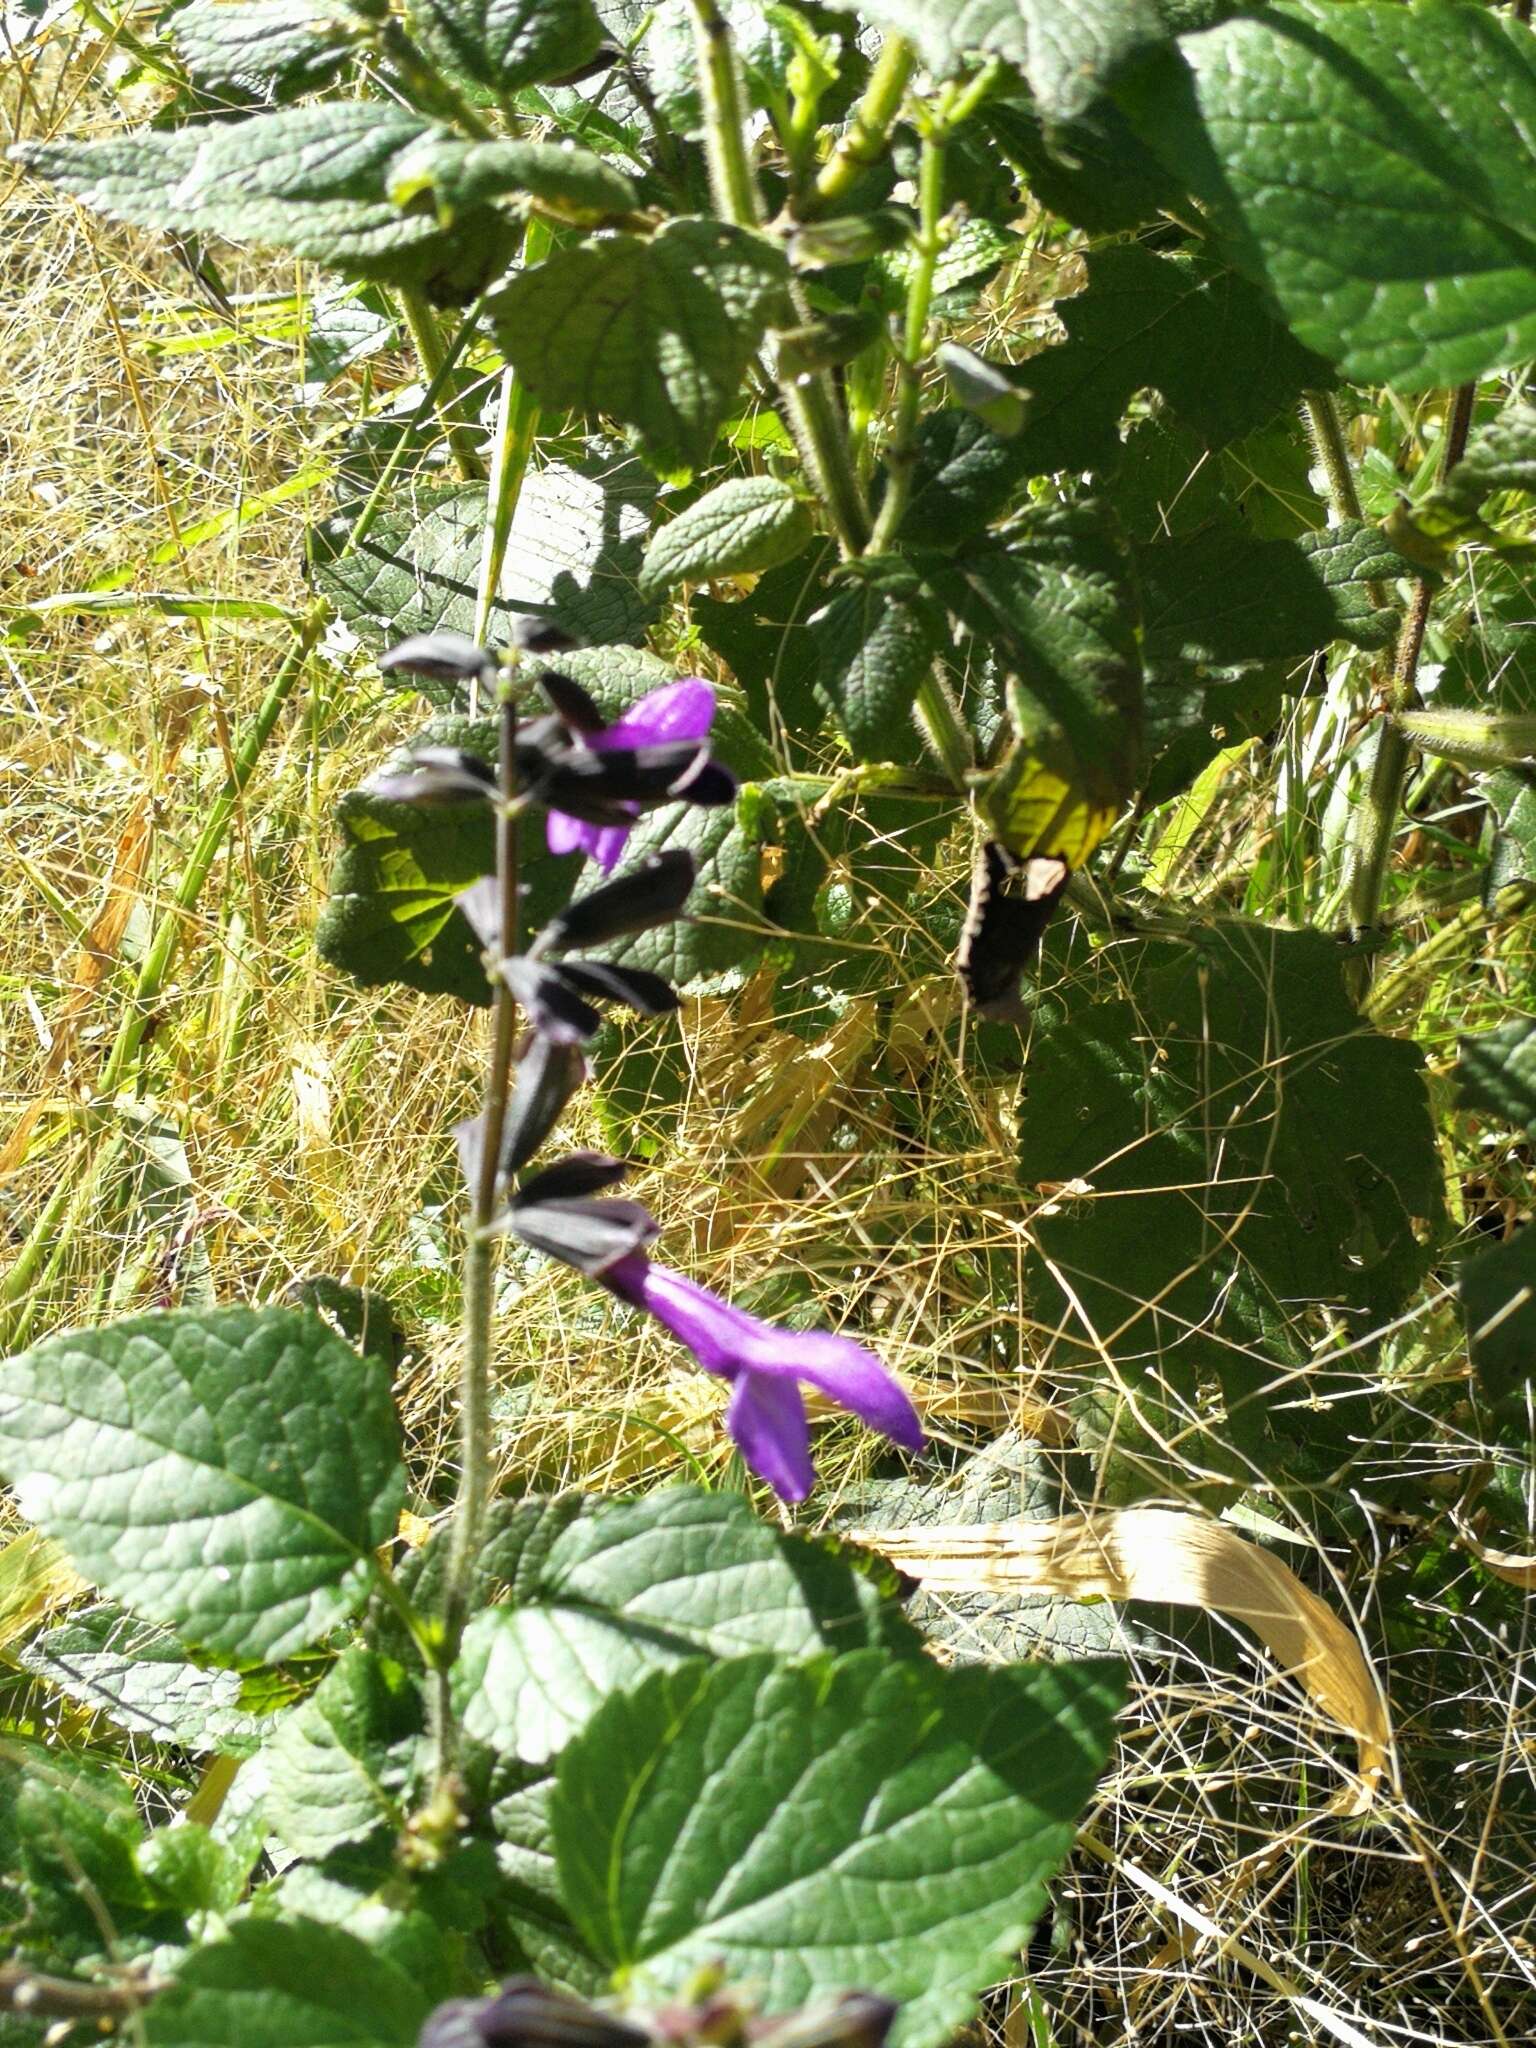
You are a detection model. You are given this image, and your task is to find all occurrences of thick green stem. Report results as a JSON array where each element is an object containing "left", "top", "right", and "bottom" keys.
[
  {"left": 399, "top": 290, "right": 487, "bottom": 483},
  {"left": 802, "top": 34, "right": 915, "bottom": 217},
  {"left": 433, "top": 680, "right": 520, "bottom": 1790},
  {"left": 1345, "top": 382, "right": 1476, "bottom": 950},
  {"left": 868, "top": 124, "right": 947, "bottom": 555},
  {"left": 1301, "top": 389, "right": 1365, "bottom": 524}
]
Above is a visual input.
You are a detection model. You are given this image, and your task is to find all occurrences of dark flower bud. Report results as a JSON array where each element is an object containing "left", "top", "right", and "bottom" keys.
[
  {"left": 364, "top": 747, "right": 496, "bottom": 805},
  {"left": 511, "top": 617, "right": 583, "bottom": 655},
  {"left": 508, "top": 1177, "right": 660, "bottom": 1274},
  {"left": 380, "top": 633, "right": 498, "bottom": 686},
  {"left": 502, "top": 1032, "right": 587, "bottom": 1176},
  {"left": 522, "top": 740, "right": 735, "bottom": 828},
  {"left": 554, "top": 959, "right": 678, "bottom": 1017},
  {"left": 536, "top": 672, "right": 607, "bottom": 732},
  {"left": 498, "top": 956, "right": 604, "bottom": 1044},
  {"left": 419, "top": 1979, "right": 650, "bottom": 2048},
  {"left": 754, "top": 1996, "right": 900, "bottom": 2048},
  {"left": 514, "top": 1152, "right": 629, "bottom": 1203},
  {"left": 535, "top": 851, "right": 695, "bottom": 954}
]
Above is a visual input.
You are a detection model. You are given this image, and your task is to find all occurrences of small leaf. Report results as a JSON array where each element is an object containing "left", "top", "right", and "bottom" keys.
[
  {"left": 639, "top": 477, "right": 813, "bottom": 599},
  {"left": 144, "top": 1918, "right": 430, "bottom": 2048},
  {"left": 490, "top": 220, "right": 790, "bottom": 474},
  {"left": 1461, "top": 1229, "right": 1536, "bottom": 1420},
  {"left": 171, "top": 0, "right": 371, "bottom": 101},
  {"left": 813, "top": 567, "right": 945, "bottom": 763},
  {"left": 1457, "top": 1016, "right": 1536, "bottom": 1139},
  {"left": 22, "top": 1603, "right": 265, "bottom": 1754},
  {"left": 550, "top": 1650, "right": 1125, "bottom": 2047},
  {"left": 822, "top": 0, "right": 1168, "bottom": 123},
  {"left": 387, "top": 134, "right": 638, "bottom": 223},
  {"left": 936, "top": 343, "right": 1024, "bottom": 439},
  {"left": 409, "top": 0, "right": 606, "bottom": 94},
  {"left": 0, "top": 1307, "right": 406, "bottom": 1662},
  {"left": 265, "top": 1648, "right": 424, "bottom": 1858},
  {"left": 1117, "top": 1, "right": 1536, "bottom": 392}
]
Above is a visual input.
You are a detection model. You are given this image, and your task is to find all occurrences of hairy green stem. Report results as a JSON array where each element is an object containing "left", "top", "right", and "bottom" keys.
[
  {"left": 1301, "top": 389, "right": 1365, "bottom": 524},
  {"left": 399, "top": 290, "right": 487, "bottom": 483},
  {"left": 802, "top": 34, "right": 916, "bottom": 217},
  {"left": 1345, "top": 382, "right": 1476, "bottom": 951},
  {"left": 434, "top": 679, "right": 520, "bottom": 1790}
]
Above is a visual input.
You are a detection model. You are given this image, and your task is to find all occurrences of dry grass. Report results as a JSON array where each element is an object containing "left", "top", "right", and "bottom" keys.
[{"left": 3, "top": 14, "right": 1536, "bottom": 2047}]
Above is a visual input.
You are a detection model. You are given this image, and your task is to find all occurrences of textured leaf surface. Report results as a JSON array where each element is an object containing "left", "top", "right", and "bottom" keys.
[
  {"left": 144, "top": 1918, "right": 430, "bottom": 2048},
  {"left": 1457, "top": 1016, "right": 1536, "bottom": 1139},
  {"left": 1118, "top": 1, "right": 1536, "bottom": 391},
  {"left": 640, "top": 477, "right": 812, "bottom": 598},
  {"left": 312, "top": 460, "right": 656, "bottom": 675},
  {"left": 410, "top": 0, "right": 605, "bottom": 92},
  {"left": 551, "top": 1651, "right": 1125, "bottom": 2047},
  {"left": 0, "top": 1308, "right": 406, "bottom": 1661},
  {"left": 490, "top": 220, "right": 789, "bottom": 472},
  {"left": 265, "top": 1649, "right": 423, "bottom": 1857},
  {"left": 813, "top": 568, "right": 945, "bottom": 763},
  {"left": 387, "top": 134, "right": 638, "bottom": 221},
  {"left": 171, "top": 0, "right": 369, "bottom": 99},
  {"left": 453, "top": 1487, "right": 915, "bottom": 1765},
  {"left": 824, "top": 0, "right": 1167, "bottom": 121},
  {"left": 22, "top": 1604, "right": 265, "bottom": 1754},
  {"left": 1019, "top": 926, "right": 1445, "bottom": 1466},
  {"left": 1461, "top": 1230, "right": 1536, "bottom": 1418}
]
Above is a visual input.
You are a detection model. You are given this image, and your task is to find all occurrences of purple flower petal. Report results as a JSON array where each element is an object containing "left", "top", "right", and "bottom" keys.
[
  {"left": 727, "top": 1370, "right": 815, "bottom": 1503},
  {"left": 546, "top": 809, "right": 592, "bottom": 858},
  {"left": 587, "top": 822, "right": 633, "bottom": 872},
  {"left": 596, "top": 679, "right": 715, "bottom": 752},
  {"left": 753, "top": 1329, "right": 927, "bottom": 1453}
]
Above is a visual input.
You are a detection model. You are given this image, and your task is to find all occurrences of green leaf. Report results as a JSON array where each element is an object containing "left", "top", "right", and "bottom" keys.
[
  {"left": 265, "top": 1649, "right": 424, "bottom": 1858},
  {"left": 1461, "top": 1229, "right": 1536, "bottom": 1420},
  {"left": 386, "top": 134, "right": 639, "bottom": 223},
  {"left": 452, "top": 1486, "right": 917, "bottom": 1766},
  {"left": 16, "top": 106, "right": 523, "bottom": 293},
  {"left": 138, "top": 1823, "right": 254, "bottom": 1920},
  {"left": 551, "top": 1651, "right": 1125, "bottom": 2047},
  {"left": 312, "top": 459, "right": 657, "bottom": 678},
  {"left": 171, "top": 0, "right": 372, "bottom": 102},
  {"left": 692, "top": 543, "right": 837, "bottom": 750},
  {"left": 489, "top": 219, "right": 790, "bottom": 473},
  {"left": 15, "top": 1763, "right": 183, "bottom": 1963},
  {"left": 639, "top": 477, "right": 813, "bottom": 598},
  {"left": 1441, "top": 562, "right": 1536, "bottom": 715},
  {"left": 1457, "top": 1016, "right": 1536, "bottom": 1140},
  {"left": 900, "top": 410, "right": 1026, "bottom": 548},
  {"left": 409, "top": 0, "right": 606, "bottom": 93},
  {"left": 144, "top": 1918, "right": 431, "bottom": 2048},
  {"left": 1386, "top": 400, "right": 1536, "bottom": 560},
  {"left": 983, "top": 90, "right": 1183, "bottom": 235},
  {"left": 1137, "top": 519, "right": 1408, "bottom": 668},
  {"left": 0, "top": 1307, "right": 406, "bottom": 1662},
  {"left": 813, "top": 564, "right": 945, "bottom": 763},
  {"left": 1117, "top": 1, "right": 1536, "bottom": 392},
  {"left": 1019, "top": 925, "right": 1446, "bottom": 1474},
  {"left": 1011, "top": 244, "right": 1334, "bottom": 474},
  {"left": 22, "top": 1603, "right": 266, "bottom": 1754},
  {"left": 823, "top": 0, "right": 1168, "bottom": 123}
]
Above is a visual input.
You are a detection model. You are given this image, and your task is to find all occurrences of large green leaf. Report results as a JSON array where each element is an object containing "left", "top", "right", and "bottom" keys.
[
  {"left": 0, "top": 1308, "right": 406, "bottom": 1662},
  {"left": 1019, "top": 925, "right": 1446, "bottom": 1473},
  {"left": 17, "top": 105, "right": 522, "bottom": 293},
  {"left": 14, "top": 1763, "right": 184, "bottom": 1964},
  {"left": 312, "top": 458, "right": 657, "bottom": 675},
  {"left": 144, "top": 1918, "right": 431, "bottom": 2048},
  {"left": 489, "top": 219, "right": 790, "bottom": 473},
  {"left": 823, "top": 0, "right": 1168, "bottom": 123},
  {"left": 22, "top": 1604, "right": 266, "bottom": 1755},
  {"left": 408, "top": 0, "right": 606, "bottom": 93},
  {"left": 452, "top": 1488, "right": 916, "bottom": 1766},
  {"left": 171, "top": 0, "right": 372, "bottom": 101},
  {"left": 639, "top": 476, "right": 813, "bottom": 598},
  {"left": 1117, "top": 1, "right": 1536, "bottom": 392},
  {"left": 265, "top": 1649, "right": 424, "bottom": 1858},
  {"left": 551, "top": 1651, "right": 1125, "bottom": 2048},
  {"left": 982, "top": 90, "right": 1184, "bottom": 234}
]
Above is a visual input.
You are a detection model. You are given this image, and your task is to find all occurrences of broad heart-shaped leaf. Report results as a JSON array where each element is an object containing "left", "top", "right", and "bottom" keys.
[
  {"left": 452, "top": 1487, "right": 918, "bottom": 1766},
  {"left": 1019, "top": 925, "right": 1446, "bottom": 1477},
  {"left": 1116, "top": 2, "right": 1536, "bottom": 393},
  {"left": 550, "top": 1650, "right": 1125, "bottom": 2048},
  {"left": 22, "top": 1603, "right": 266, "bottom": 1755},
  {"left": 264, "top": 1648, "right": 424, "bottom": 1858},
  {"left": 409, "top": 0, "right": 605, "bottom": 93},
  {"left": 144, "top": 1917, "right": 430, "bottom": 2048},
  {"left": 1460, "top": 1230, "right": 1536, "bottom": 1420},
  {"left": 16, "top": 106, "right": 522, "bottom": 294},
  {"left": 1009, "top": 244, "right": 1334, "bottom": 476},
  {"left": 1457, "top": 1016, "right": 1536, "bottom": 1140},
  {"left": 489, "top": 219, "right": 790, "bottom": 474},
  {"left": 1136, "top": 519, "right": 1410, "bottom": 668},
  {"left": 0, "top": 1308, "right": 406, "bottom": 1662},
  {"left": 823, "top": 0, "right": 1167, "bottom": 123},
  {"left": 639, "top": 477, "right": 813, "bottom": 598},
  {"left": 813, "top": 564, "right": 946, "bottom": 763},
  {"left": 311, "top": 458, "right": 657, "bottom": 680},
  {"left": 171, "top": 0, "right": 372, "bottom": 102}
]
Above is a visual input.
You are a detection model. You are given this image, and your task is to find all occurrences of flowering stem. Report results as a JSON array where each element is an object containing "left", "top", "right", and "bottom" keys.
[{"left": 433, "top": 669, "right": 520, "bottom": 1791}]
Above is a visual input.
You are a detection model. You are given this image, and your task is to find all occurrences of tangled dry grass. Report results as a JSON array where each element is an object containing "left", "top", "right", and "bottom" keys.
[{"left": 3, "top": 14, "right": 1535, "bottom": 2047}]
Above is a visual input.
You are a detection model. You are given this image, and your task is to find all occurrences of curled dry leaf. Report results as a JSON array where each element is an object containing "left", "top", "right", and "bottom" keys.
[
  {"left": 1453, "top": 1516, "right": 1536, "bottom": 1591},
  {"left": 849, "top": 1509, "right": 1388, "bottom": 1809}
]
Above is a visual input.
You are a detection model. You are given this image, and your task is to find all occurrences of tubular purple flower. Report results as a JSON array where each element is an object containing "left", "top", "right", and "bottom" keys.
[
  {"left": 600, "top": 1253, "right": 925, "bottom": 1502},
  {"left": 546, "top": 678, "right": 718, "bottom": 871}
]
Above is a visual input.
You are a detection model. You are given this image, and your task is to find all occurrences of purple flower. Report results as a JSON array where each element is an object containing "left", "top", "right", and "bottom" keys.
[
  {"left": 546, "top": 678, "right": 717, "bottom": 872},
  {"left": 601, "top": 1254, "right": 925, "bottom": 1502}
]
